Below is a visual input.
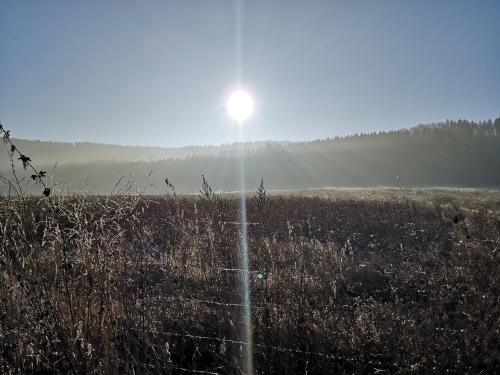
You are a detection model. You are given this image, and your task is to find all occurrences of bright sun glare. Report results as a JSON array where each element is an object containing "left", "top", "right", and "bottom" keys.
[{"left": 226, "top": 89, "right": 254, "bottom": 123}]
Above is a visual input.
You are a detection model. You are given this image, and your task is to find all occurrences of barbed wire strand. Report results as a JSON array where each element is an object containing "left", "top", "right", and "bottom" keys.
[
  {"left": 172, "top": 366, "right": 221, "bottom": 375},
  {"left": 163, "top": 331, "right": 346, "bottom": 360}
]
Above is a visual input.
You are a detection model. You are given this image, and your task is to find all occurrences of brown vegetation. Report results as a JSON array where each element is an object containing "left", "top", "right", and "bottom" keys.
[{"left": 0, "top": 191, "right": 499, "bottom": 374}]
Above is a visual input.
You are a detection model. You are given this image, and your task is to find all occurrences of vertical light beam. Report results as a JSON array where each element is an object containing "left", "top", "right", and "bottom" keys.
[
  {"left": 238, "top": 123, "right": 254, "bottom": 375},
  {"left": 234, "top": 0, "right": 254, "bottom": 373}
]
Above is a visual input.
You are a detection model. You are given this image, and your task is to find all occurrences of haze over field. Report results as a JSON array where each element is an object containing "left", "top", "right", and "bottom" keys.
[{"left": 2, "top": 119, "right": 499, "bottom": 194}]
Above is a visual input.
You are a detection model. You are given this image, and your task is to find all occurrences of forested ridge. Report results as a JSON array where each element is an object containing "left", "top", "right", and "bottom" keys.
[
  {"left": 1, "top": 118, "right": 499, "bottom": 194},
  {"left": 0, "top": 138, "right": 278, "bottom": 170}
]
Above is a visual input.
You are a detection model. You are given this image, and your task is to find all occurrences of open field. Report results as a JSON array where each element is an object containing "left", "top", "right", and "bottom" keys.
[
  {"left": 272, "top": 186, "right": 500, "bottom": 208},
  {"left": 0, "top": 190, "right": 499, "bottom": 374}
]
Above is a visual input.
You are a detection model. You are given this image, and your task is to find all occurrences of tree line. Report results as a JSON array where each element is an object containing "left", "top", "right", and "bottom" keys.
[{"left": 1, "top": 118, "right": 499, "bottom": 194}]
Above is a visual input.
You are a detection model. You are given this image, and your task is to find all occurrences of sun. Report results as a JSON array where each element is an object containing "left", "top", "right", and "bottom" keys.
[{"left": 226, "top": 89, "right": 254, "bottom": 123}]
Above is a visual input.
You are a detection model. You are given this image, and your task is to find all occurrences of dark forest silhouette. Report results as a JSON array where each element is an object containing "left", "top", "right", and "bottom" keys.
[{"left": 1, "top": 118, "right": 499, "bottom": 194}]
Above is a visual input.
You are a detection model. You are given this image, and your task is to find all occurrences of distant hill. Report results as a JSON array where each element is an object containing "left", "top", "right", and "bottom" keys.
[
  {"left": 0, "top": 138, "right": 282, "bottom": 171},
  {"left": 1, "top": 118, "right": 499, "bottom": 194}
]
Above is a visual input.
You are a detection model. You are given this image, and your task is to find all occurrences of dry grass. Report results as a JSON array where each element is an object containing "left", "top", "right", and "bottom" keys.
[{"left": 0, "top": 191, "right": 499, "bottom": 374}]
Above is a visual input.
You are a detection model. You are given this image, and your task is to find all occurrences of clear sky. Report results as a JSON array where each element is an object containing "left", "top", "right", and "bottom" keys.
[{"left": 1, "top": 0, "right": 499, "bottom": 147}]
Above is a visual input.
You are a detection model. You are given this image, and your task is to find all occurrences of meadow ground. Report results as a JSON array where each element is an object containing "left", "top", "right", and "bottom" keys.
[{"left": 0, "top": 188, "right": 499, "bottom": 374}]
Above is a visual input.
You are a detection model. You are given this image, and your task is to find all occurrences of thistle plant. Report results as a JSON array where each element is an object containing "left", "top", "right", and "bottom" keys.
[{"left": 253, "top": 178, "right": 268, "bottom": 212}]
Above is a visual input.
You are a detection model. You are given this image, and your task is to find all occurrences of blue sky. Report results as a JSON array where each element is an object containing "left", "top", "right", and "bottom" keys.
[{"left": 1, "top": 0, "right": 499, "bottom": 147}]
